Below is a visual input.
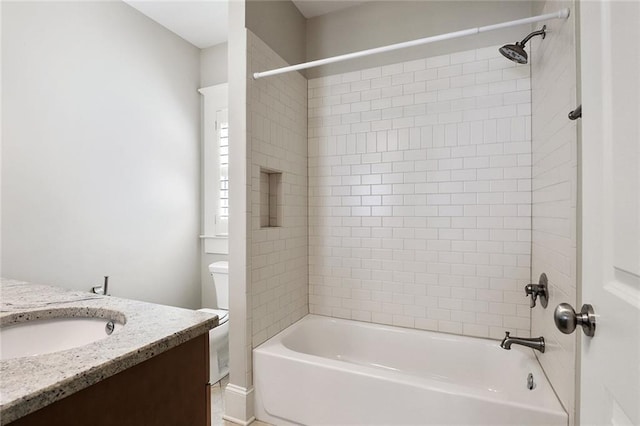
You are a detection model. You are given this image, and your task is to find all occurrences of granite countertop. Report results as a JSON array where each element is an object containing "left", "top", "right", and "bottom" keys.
[{"left": 0, "top": 278, "right": 218, "bottom": 425}]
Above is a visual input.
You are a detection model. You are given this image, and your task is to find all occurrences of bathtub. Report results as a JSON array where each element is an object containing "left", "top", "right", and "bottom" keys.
[{"left": 254, "top": 315, "right": 567, "bottom": 426}]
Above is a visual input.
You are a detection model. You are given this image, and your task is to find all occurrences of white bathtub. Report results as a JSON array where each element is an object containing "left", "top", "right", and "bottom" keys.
[{"left": 254, "top": 315, "right": 567, "bottom": 426}]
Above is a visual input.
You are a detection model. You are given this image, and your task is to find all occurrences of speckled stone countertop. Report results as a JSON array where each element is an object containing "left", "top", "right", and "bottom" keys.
[{"left": 0, "top": 278, "right": 217, "bottom": 425}]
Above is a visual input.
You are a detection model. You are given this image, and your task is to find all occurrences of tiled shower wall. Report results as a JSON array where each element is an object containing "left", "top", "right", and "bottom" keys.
[
  {"left": 530, "top": 0, "right": 578, "bottom": 422},
  {"left": 308, "top": 46, "right": 532, "bottom": 339},
  {"left": 248, "top": 31, "right": 308, "bottom": 347}
]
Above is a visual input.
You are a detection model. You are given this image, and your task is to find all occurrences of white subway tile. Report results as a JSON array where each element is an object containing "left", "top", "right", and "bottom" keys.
[
  {"left": 307, "top": 46, "right": 532, "bottom": 340},
  {"left": 414, "top": 91, "right": 438, "bottom": 104},
  {"left": 404, "top": 58, "right": 426, "bottom": 72},
  {"left": 476, "top": 70, "right": 503, "bottom": 84},
  {"left": 362, "top": 88, "right": 382, "bottom": 101},
  {"left": 415, "top": 68, "right": 438, "bottom": 82},
  {"left": 381, "top": 85, "right": 404, "bottom": 99},
  {"left": 463, "top": 84, "right": 489, "bottom": 98},
  {"left": 502, "top": 66, "right": 530, "bottom": 80},
  {"left": 476, "top": 45, "right": 498, "bottom": 60},
  {"left": 438, "top": 65, "right": 462, "bottom": 78},
  {"left": 427, "top": 78, "right": 450, "bottom": 92},
  {"left": 438, "top": 88, "right": 463, "bottom": 102},
  {"left": 426, "top": 54, "right": 450, "bottom": 68},
  {"left": 381, "top": 62, "right": 404, "bottom": 76},
  {"left": 371, "top": 76, "right": 392, "bottom": 89},
  {"left": 361, "top": 66, "right": 382, "bottom": 80},
  {"left": 463, "top": 109, "right": 489, "bottom": 122},
  {"left": 504, "top": 90, "right": 530, "bottom": 105},
  {"left": 450, "top": 50, "right": 477, "bottom": 65},
  {"left": 392, "top": 72, "right": 414, "bottom": 86},
  {"left": 403, "top": 82, "right": 427, "bottom": 95},
  {"left": 489, "top": 80, "right": 517, "bottom": 94},
  {"left": 489, "top": 57, "right": 515, "bottom": 71}
]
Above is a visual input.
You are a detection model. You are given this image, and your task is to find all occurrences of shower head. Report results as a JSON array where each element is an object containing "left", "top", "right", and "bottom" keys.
[
  {"left": 499, "top": 25, "right": 546, "bottom": 64},
  {"left": 499, "top": 43, "right": 528, "bottom": 64}
]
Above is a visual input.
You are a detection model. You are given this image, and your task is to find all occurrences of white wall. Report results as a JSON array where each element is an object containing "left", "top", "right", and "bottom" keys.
[
  {"left": 248, "top": 32, "right": 308, "bottom": 347},
  {"left": 306, "top": 1, "right": 534, "bottom": 78},
  {"left": 1, "top": 2, "right": 202, "bottom": 308},
  {"left": 225, "top": 0, "right": 252, "bottom": 419},
  {"left": 200, "top": 42, "right": 228, "bottom": 88},
  {"left": 308, "top": 46, "right": 532, "bottom": 338},
  {"left": 530, "top": 0, "right": 578, "bottom": 423}
]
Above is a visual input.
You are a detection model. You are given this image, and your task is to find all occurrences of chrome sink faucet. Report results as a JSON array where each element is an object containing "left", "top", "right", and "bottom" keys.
[
  {"left": 91, "top": 276, "right": 110, "bottom": 296},
  {"left": 500, "top": 331, "right": 545, "bottom": 353}
]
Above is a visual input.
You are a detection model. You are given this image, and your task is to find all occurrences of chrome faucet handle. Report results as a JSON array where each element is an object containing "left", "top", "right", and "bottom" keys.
[
  {"left": 524, "top": 273, "right": 548, "bottom": 308},
  {"left": 524, "top": 284, "right": 538, "bottom": 308},
  {"left": 500, "top": 331, "right": 511, "bottom": 348}
]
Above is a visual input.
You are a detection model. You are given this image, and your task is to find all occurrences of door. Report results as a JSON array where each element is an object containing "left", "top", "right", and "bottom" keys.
[{"left": 579, "top": 1, "right": 640, "bottom": 425}]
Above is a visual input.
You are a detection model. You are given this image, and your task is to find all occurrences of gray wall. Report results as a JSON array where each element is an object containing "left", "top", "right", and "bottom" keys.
[
  {"left": 246, "top": 0, "right": 307, "bottom": 66},
  {"left": 306, "top": 1, "right": 534, "bottom": 78},
  {"left": 1, "top": 1, "right": 202, "bottom": 308}
]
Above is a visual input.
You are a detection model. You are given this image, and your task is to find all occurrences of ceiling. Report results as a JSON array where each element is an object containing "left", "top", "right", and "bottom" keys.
[
  {"left": 292, "top": 0, "right": 367, "bottom": 18},
  {"left": 123, "top": 0, "right": 366, "bottom": 49},
  {"left": 123, "top": 0, "right": 228, "bottom": 49}
]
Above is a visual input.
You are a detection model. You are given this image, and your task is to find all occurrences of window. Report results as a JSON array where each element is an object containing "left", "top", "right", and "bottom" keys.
[
  {"left": 216, "top": 109, "right": 229, "bottom": 235},
  {"left": 199, "top": 84, "right": 228, "bottom": 254}
]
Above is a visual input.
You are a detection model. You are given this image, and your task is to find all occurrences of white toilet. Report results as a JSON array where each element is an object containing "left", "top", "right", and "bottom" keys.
[{"left": 199, "top": 261, "right": 229, "bottom": 384}]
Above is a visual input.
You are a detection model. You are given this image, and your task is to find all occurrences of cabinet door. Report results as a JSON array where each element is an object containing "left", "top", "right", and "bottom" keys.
[{"left": 11, "top": 334, "right": 210, "bottom": 426}]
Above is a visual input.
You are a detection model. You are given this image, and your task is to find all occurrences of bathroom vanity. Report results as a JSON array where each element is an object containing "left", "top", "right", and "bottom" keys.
[{"left": 0, "top": 279, "right": 218, "bottom": 426}]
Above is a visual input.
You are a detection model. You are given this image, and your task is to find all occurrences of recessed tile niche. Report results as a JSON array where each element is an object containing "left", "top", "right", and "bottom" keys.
[{"left": 260, "top": 168, "right": 282, "bottom": 228}]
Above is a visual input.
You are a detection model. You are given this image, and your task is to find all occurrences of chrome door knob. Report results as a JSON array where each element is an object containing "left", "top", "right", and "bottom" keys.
[{"left": 554, "top": 303, "right": 596, "bottom": 337}]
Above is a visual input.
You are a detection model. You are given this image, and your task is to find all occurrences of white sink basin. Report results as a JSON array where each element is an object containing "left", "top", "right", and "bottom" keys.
[{"left": 0, "top": 315, "right": 124, "bottom": 360}]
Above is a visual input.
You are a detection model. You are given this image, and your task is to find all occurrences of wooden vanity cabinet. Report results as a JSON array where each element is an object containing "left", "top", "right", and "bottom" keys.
[{"left": 10, "top": 334, "right": 211, "bottom": 426}]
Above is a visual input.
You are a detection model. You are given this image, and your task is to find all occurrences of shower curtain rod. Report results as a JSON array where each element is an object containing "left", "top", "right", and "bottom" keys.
[{"left": 252, "top": 8, "right": 570, "bottom": 80}]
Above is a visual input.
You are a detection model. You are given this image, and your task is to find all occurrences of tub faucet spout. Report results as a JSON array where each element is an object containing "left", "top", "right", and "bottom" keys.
[{"left": 500, "top": 331, "right": 545, "bottom": 353}]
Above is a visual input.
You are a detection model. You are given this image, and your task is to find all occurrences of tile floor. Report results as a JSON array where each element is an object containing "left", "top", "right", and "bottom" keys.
[{"left": 210, "top": 376, "right": 271, "bottom": 426}]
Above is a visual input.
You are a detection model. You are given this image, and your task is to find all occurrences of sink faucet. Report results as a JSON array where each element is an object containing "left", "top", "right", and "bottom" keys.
[
  {"left": 500, "top": 331, "right": 545, "bottom": 353},
  {"left": 91, "top": 276, "right": 110, "bottom": 296}
]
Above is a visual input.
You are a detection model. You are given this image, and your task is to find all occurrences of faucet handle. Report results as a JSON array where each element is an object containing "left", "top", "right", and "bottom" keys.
[
  {"left": 524, "top": 273, "right": 549, "bottom": 309},
  {"left": 524, "top": 284, "right": 538, "bottom": 308},
  {"left": 500, "top": 331, "right": 511, "bottom": 350}
]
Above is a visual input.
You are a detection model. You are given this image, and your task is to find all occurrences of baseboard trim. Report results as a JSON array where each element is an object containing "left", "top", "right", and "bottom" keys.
[
  {"left": 223, "top": 383, "right": 255, "bottom": 425},
  {"left": 221, "top": 414, "right": 256, "bottom": 426}
]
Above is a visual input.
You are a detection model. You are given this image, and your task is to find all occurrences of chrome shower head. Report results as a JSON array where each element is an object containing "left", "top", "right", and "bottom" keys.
[
  {"left": 499, "top": 25, "right": 546, "bottom": 64},
  {"left": 499, "top": 43, "right": 528, "bottom": 64}
]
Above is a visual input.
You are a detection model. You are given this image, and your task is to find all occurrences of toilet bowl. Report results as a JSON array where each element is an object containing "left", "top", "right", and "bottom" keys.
[{"left": 199, "top": 261, "right": 229, "bottom": 384}]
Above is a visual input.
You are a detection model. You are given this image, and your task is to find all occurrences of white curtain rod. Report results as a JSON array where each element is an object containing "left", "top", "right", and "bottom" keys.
[{"left": 253, "top": 8, "right": 570, "bottom": 80}]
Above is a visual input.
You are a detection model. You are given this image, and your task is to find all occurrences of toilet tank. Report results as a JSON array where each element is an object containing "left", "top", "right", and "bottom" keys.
[{"left": 209, "top": 261, "right": 229, "bottom": 310}]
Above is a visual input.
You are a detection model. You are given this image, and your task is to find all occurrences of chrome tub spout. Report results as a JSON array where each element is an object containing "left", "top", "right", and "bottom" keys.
[{"left": 500, "top": 331, "right": 545, "bottom": 353}]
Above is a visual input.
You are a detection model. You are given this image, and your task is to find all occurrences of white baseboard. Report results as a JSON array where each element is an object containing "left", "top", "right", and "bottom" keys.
[{"left": 222, "top": 383, "right": 255, "bottom": 425}]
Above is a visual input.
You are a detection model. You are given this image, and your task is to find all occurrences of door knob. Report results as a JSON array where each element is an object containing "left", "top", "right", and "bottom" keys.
[{"left": 554, "top": 303, "right": 596, "bottom": 337}]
